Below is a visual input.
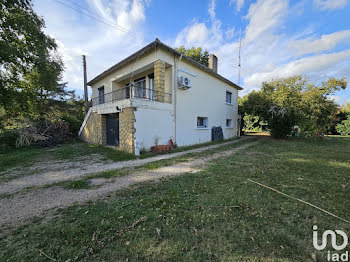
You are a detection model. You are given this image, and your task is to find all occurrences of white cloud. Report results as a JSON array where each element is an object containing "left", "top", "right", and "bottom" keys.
[
  {"left": 313, "top": 0, "right": 348, "bottom": 10},
  {"left": 187, "top": 23, "right": 209, "bottom": 44},
  {"left": 56, "top": 40, "right": 86, "bottom": 87},
  {"left": 229, "top": 0, "right": 244, "bottom": 12},
  {"left": 288, "top": 30, "right": 350, "bottom": 56},
  {"left": 33, "top": 0, "right": 149, "bottom": 94},
  {"left": 245, "top": 50, "right": 350, "bottom": 87},
  {"left": 329, "top": 95, "right": 343, "bottom": 104},
  {"left": 175, "top": 22, "right": 208, "bottom": 47},
  {"left": 88, "top": 0, "right": 145, "bottom": 30},
  {"left": 174, "top": 0, "right": 223, "bottom": 49},
  {"left": 244, "top": 0, "right": 288, "bottom": 43},
  {"left": 225, "top": 27, "right": 235, "bottom": 40}
]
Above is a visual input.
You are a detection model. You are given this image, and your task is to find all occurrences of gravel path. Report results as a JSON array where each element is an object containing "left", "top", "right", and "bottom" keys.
[
  {"left": 0, "top": 139, "right": 258, "bottom": 229},
  {"left": 0, "top": 137, "right": 252, "bottom": 195}
]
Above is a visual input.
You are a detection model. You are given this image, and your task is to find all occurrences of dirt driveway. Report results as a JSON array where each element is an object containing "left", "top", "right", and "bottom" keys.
[
  {"left": 0, "top": 137, "right": 258, "bottom": 230},
  {"left": 0, "top": 137, "right": 253, "bottom": 195}
]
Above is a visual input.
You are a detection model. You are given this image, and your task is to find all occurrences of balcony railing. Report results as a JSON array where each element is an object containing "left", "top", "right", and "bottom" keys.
[{"left": 92, "top": 85, "right": 172, "bottom": 106}]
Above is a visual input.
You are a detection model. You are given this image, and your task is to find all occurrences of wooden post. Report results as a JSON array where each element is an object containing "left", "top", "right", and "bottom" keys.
[{"left": 83, "top": 55, "right": 88, "bottom": 115}]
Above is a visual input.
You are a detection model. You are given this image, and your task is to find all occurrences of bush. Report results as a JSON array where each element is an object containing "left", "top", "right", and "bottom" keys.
[
  {"left": 0, "top": 129, "right": 19, "bottom": 147},
  {"left": 267, "top": 106, "right": 294, "bottom": 138},
  {"left": 336, "top": 116, "right": 350, "bottom": 135},
  {"left": 243, "top": 115, "right": 260, "bottom": 131},
  {"left": 60, "top": 114, "right": 82, "bottom": 135}
]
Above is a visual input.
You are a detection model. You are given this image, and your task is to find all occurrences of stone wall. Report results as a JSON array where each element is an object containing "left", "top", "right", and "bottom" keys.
[
  {"left": 80, "top": 112, "right": 106, "bottom": 145},
  {"left": 119, "top": 107, "right": 136, "bottom": 154},
  {"left": 154, "top": 59, "right": 165, "bottom": 102}
]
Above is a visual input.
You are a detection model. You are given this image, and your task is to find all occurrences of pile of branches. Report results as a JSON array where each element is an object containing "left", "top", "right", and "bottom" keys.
[{"left": 16, "top": 120, "right": 71, "bottom": 148}]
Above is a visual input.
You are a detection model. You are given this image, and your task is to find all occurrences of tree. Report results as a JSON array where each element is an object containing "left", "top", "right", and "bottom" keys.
[
  {"left": 243, "top": 115, "right": 260, "bottom": 131},
  {"left": 0, "top": 0, "right": 66, "bottom": 125},
  {"left": 341, "top": 102, "right": 350, "bottom": 115},
  {"left": 240, "top": 76, "right": 347, "bottom": 137},
  {"left": 175, "top": 46, "right": 209, "bottom": 66},
  {"left": 336, "top": 116, "right": 350, "bottom": 135}
]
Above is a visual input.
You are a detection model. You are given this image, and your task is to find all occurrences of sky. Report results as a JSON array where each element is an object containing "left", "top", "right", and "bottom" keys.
[{"left": 32, "top": 0, "right": 350, "bottom": 105}]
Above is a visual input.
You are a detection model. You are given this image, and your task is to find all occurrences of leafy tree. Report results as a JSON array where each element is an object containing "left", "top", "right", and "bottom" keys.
[
  {"left": 341, "top": 102, "right": 350, "bottom": 115},
  {"left": 336, "top": 116, "right": 350, "bottom": 135},
  {"left": 243, "top": 115, "right": 260, "bottom": 130},
  {"left": 175, "top": 46, "right": 209, "bottom": 66},
  {"left": 239, "top": 90, "right": 271, "bottom": 120},
  {"left": 0, "top": 0, "right": 66, "bottom": 124},
  {"left": 240, "top": 76, "right": 347, "bottom": 137}
]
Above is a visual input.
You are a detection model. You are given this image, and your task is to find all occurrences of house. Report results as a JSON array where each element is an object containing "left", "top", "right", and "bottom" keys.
[{"left": 79, "top": 39, "right": 242, "bottom": 154}]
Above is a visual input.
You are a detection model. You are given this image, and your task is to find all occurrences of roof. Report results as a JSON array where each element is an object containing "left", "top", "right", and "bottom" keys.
[{"left": 87, "top": 38, "right": 243, "bottom": 90}]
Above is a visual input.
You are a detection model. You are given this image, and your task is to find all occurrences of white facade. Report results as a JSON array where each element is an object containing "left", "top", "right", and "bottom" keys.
[
  {"left": 133, "top": 100, "right": 174, "bottom": 150},
  {"left": 86, "top": 43, "right": 241, "bottom": 152},
  {"left": 175, "top": 59, "right": 238, "bottom": 146}
]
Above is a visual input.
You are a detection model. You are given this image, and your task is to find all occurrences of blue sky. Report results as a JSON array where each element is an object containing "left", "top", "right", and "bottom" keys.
[{"left": 33, "top": 0, "right": 350, "bottom": 104}]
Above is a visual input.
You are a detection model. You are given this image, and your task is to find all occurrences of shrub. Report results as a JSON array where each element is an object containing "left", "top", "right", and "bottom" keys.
[
  {"left": 243, "top": 115, "right": 260, "bottom": 131},
  {"left": 267, "top": 106, "right": 294, "bottom": 138},
  {"left": 0, "top": 129, "right": 19, "bottom": 148},
  {"left": 60, "top": 114, "right": 82, "bottom": 135},
  {"left": 336, "top": 116, "right": 350, "bottom": 135}
]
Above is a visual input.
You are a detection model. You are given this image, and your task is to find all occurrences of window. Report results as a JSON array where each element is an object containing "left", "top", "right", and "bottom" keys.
[
  {"left": 125, "top": 83, "right": 130, "bottom": 99},
  {"left": 98, "top": 86, "right": 105, "bottom": 104},
  {"left": 226, "top": 91, "right": 232, "bottom": 104},
  {"left": 148, "top": 73, "right": 154, "bottom": 100},
  {"left": 197, "top": 117, "right": 208, "bottom": 128},
  {"left": 226, "top": 119, "right": 233, "bottom": 128},
  {"left": 134, "top": 77, "right": 146, "bottom": 98}
]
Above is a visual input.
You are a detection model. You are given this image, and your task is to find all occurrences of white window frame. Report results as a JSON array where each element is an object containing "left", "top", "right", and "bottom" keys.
[
  {"left": 226, "top": 119, "right": 233, "bottom": 128},
  {"left": 197, "top": 117, "right": 209, "bottom": 129},
  {"left": 226, "top": 90, "right": 233, "bottom": 105}
]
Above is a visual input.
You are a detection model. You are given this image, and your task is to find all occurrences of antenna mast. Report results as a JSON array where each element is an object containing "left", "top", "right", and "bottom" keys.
[{"left": 238, "top": 28, "right": 242, "bottom": 86}]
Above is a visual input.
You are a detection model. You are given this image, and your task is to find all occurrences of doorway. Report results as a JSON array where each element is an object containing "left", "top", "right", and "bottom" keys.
[{"left": 106, "top": 113, "right": 119, "bottom": 146}]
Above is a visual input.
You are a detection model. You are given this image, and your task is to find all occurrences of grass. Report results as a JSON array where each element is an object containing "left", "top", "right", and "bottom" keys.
[
  {"left": 0, "top": 137, "right": 238, "bottom": 176},
  {"left": 1, "top": 137, "right": 350, "bottom": 261},
  {"left": 0, "top": 138, "right": 250, "bottom": 198},
  {"left": 0, "top": 140, "right": 135, "bottom": 174},
  {"left": 62, "top": 180, "right": 93, "bottom": 190},
  {"left": 50, "top": 139, "right": 251, "bottom": 188},
  {"left": 51, "top": 141, "right": 135, "bottom": 162},
  {"left": 83, "top": 139, "right": 252, "bottom": 180}
]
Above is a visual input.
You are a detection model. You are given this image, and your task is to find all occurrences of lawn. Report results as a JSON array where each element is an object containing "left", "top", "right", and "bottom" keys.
[
  {"left": 1, "top": 137, "right": 349, "bottom": 261},
  {"left": 0, "top": 140, "right": 135, "bottom": 174},
  {"left": 0, "top": 137, "right": 239, "bottom": 175}
]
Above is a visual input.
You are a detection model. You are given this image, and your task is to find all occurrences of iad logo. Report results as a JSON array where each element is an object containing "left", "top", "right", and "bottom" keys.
[{"left": 313, "top": 225, "right": 349, "bottom": 261}]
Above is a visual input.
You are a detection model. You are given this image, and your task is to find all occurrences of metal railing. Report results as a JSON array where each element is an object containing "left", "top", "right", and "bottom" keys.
[{"left": 92, "top": 85, "right": 172, "bottom": 106}]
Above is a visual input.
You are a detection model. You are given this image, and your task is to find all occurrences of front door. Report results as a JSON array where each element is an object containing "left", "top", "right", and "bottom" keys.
[{"left": 106, "top": 113, "right": 119, "bottom": 146}]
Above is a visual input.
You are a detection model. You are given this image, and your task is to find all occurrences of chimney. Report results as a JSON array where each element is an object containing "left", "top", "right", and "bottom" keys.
[{"left": 208, "top": 54, "right": 218, "bottom": 73}]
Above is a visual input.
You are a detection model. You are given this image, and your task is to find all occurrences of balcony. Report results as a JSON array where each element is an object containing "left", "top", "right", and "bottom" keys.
[{"left": 92, "top": 85, "right": 172, "bottom": 106}]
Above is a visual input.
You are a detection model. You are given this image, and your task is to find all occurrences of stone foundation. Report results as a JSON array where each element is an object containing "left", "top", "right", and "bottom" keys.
[
  {"left": 119, "top": 107, "right": 136, "bottom": 154},
  {"left": 80, "top": 108, "right": 136, "bottom": 154},
  {"left": 80, "top": 112, "right": 106, "bottom": 145}
]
